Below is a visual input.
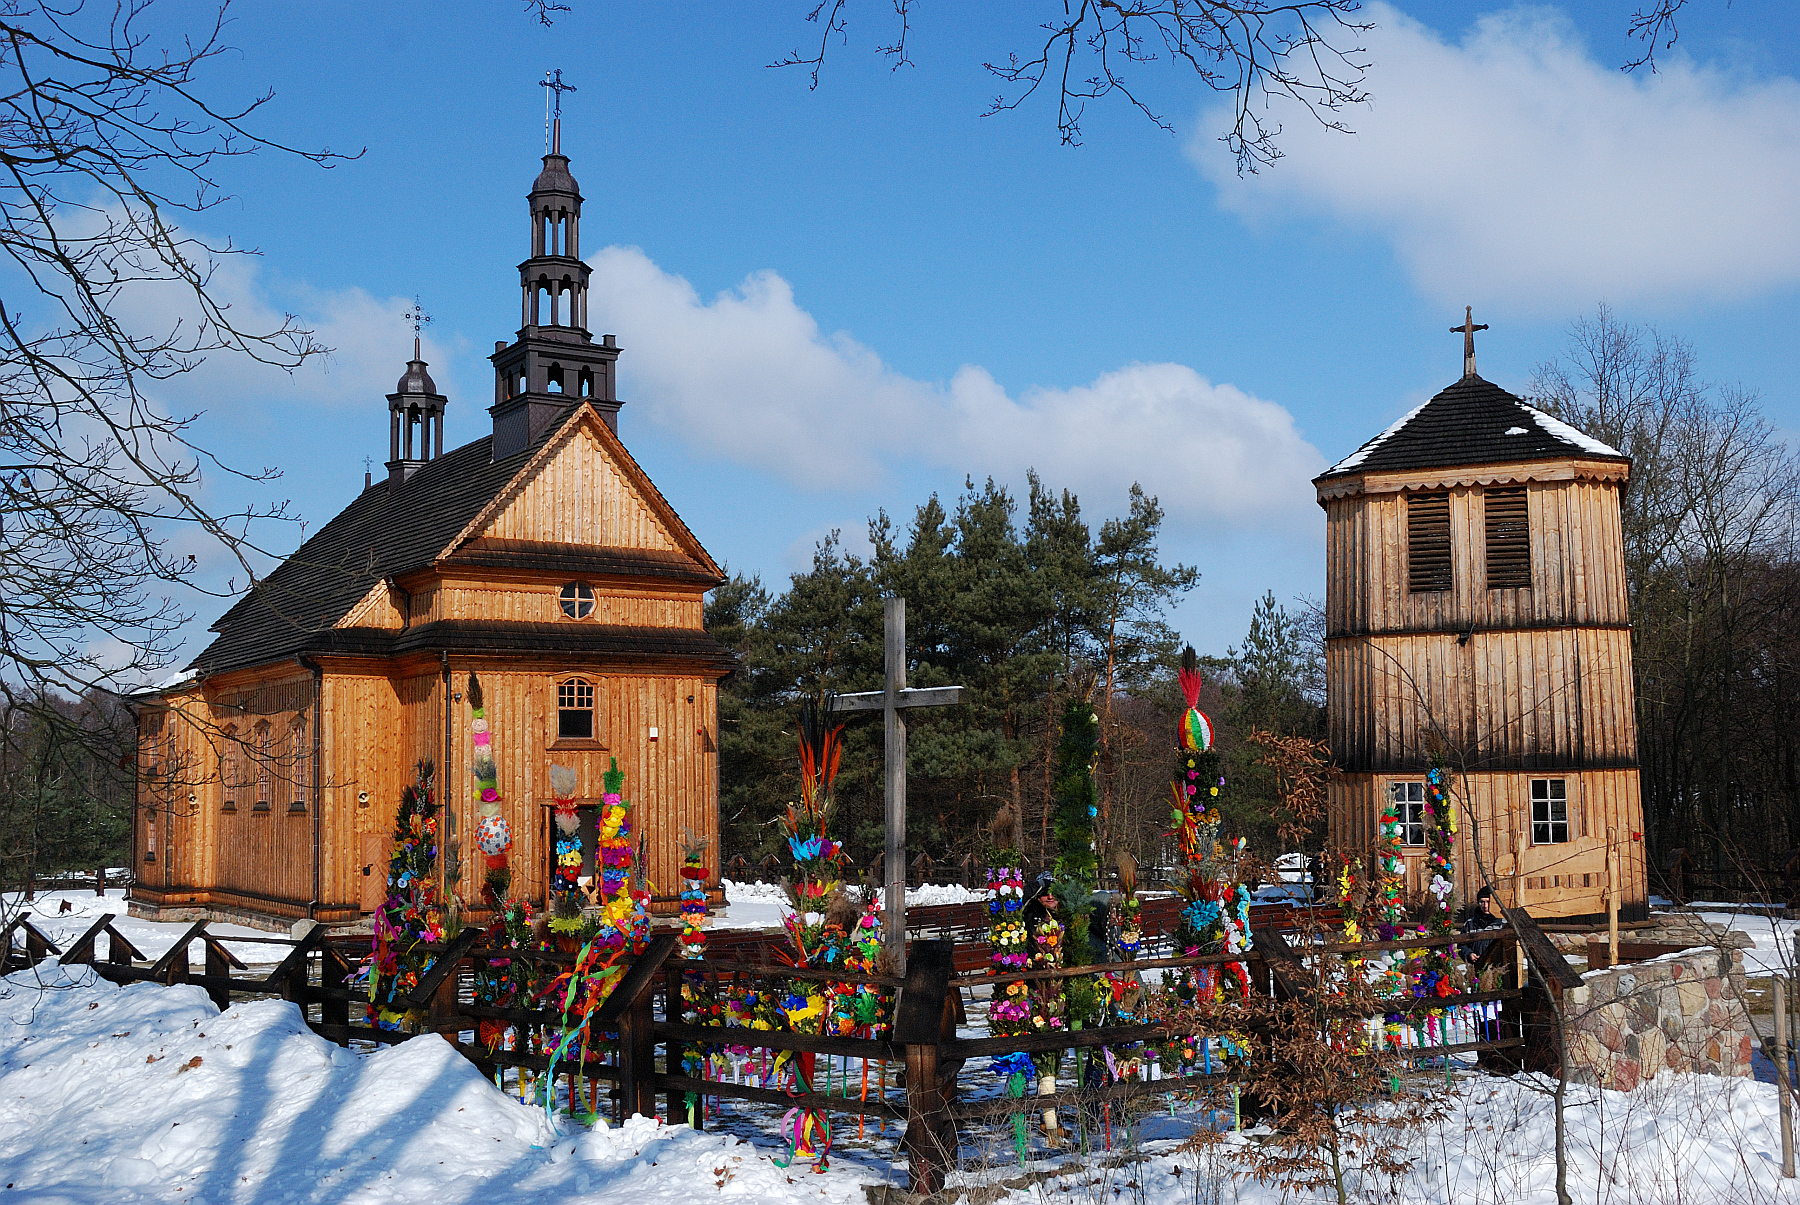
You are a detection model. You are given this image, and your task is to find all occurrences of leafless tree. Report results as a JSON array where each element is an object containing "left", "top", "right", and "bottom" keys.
[
  {"left": 0, "top": 0, "right": 346, "bottom": 911},
  {"left": 774, "top": 0, "right": 1373, "bottom": 168}
]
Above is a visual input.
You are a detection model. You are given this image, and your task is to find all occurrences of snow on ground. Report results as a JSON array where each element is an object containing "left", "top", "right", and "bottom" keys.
[
  {"left": 948, "top": 1070, "right": 1800, "bottom": 1205},
  {"left": 7, "top": 957, "right": 1800, "bottom": 1204},
  {"left": 711, "top": 880, "right": 985, "bottom": 931},
  {"left": 1699, "top": 909, "right": 1800, "bottom": 976},
  {"left": 0, "top": 963, "right": 884, "bottom": 1204},
  {"left": 2, "top": 890, "right": 289, "bottom": 968}
]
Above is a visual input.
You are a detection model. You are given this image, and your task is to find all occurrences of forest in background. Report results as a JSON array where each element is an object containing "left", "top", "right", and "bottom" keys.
[
  {"left": 704, "top": 473, "right": 1327, "bottom": 884},
  {"left": 1533, "top": 308, "right": 1800, "bottom": 891},
  {"left": 11, "top": 308, "right": 1800, "bottom": 904}
]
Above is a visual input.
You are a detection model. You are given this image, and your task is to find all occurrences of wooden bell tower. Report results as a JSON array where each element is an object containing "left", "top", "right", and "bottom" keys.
[{"left": 1315, "top": 311, "right": 1649, "bottom": 920}]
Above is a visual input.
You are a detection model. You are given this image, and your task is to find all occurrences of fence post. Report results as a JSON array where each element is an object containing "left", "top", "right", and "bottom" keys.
[
  {"left": 1779, "top": 976, "right": 1794, "bottom": 1178},
  {"left": 320, "top": 943, "right": 353, "bottom": 1041},
  {"left": 594, "top": 935, "right": 680, "bottom": 1123},
  {"left": 663, "top": 959, "right": 690, "bottom": 1127},
  {"left": 895, "top": 939, "right": 954, "bottom": 1197},
  {"left": 1503, "top": 908, "right": 1583, "bottom": 1075}
]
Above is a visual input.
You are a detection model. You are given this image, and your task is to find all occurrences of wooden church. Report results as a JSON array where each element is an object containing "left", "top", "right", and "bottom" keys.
[
  {"left": 1316, "top": 315, "right": 1648, "bottom": 920},
  {"left": 130, "top": 120, "right": 733, "bottom": 925}
]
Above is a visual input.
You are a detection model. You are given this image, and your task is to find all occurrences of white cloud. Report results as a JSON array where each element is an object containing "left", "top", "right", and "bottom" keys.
[
  {"left": 589, "top": 246, "right": 1325, "bottom": 531},
  {"left": 1192, "top": 3, "right": 1800, "bottom": 312}
]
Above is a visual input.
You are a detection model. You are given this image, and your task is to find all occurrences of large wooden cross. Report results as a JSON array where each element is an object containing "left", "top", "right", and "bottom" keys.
[{"left": 828, "top": 597, "right": 964, "bottom": 973}]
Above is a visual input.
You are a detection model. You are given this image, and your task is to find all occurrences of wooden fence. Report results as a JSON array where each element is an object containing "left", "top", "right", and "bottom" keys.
[{"left": 3, "top": 904, "right": 1579, "bottom": 1195}]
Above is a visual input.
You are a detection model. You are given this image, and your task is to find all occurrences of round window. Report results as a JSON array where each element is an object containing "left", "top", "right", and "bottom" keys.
[{"left": 558, "top": 582, "right": 595, "bottom": 619}]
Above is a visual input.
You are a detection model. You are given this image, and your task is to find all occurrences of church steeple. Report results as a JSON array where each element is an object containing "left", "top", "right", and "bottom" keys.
[
  {"left": 386, "top": 298, "right": 447, "bottom": 486},
  {"left": 489, "top": 88, "right": 622, "bottom": 460}
]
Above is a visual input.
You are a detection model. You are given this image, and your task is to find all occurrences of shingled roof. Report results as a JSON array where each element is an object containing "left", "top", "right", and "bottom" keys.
[
  {"left": 1316, "top": 374, "right": 1626, "bottom": 481},
  {"left": 188, "top": 401, "right": 727, "bottom": 677}
]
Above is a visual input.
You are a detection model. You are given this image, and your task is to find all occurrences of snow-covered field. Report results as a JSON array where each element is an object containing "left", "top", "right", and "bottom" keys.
[
  {"left": 711, "top": 879, "right": 985, "bottom": 931},
  {"left": 7, "top": 959, "right": 1800, "bottom": 1204},
  {"left": 1698, "top": 909, "right": 1800, "bottom": 976},
  {"left": 2, "top": 889, "right": 289, "bottom": 968}
]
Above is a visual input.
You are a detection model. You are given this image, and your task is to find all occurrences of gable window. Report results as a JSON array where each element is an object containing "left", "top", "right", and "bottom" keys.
[
  {"left": 559, "top": 581, "right": 595, "bottom": 619},
  {"left": 1485, "top": 487, "right": 1531, "bottom": 589},
  {"left": 1531, "top": 778, "right": 1569, "bottom": 844},
  {"left": 558, "top": 678, "right": 596, "bottom": 740},
  {"left": 1389, "top": 781, "right": 1426, "bottom": 846},
  {"left": 1406, "top": 492, "right": 1452, "bottom": 593}
]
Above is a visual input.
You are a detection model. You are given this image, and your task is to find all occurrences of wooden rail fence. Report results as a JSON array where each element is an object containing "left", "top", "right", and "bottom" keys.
[{"left": 3, "top": 908, "right": 1574, "bottom": 1196}]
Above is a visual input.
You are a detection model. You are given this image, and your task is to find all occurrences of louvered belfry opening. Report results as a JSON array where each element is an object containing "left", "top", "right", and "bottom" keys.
[
  {"left": 1406, "top": 491, "right": 1452, "bottom": 593},
  {"left": 1485, "top": 486, "right": 1531, "bottom": 588}
]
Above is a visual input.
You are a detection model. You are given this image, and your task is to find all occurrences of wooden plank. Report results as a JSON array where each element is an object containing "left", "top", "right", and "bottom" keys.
[
  {"left": 147, "top": 921, "right": 210, "bottom": 982},
  {"left": 401, "top": 926, "right": 482, "bottom": 1012},
  {"left": 893, "top": 940, "right": 953, "bottom": 1046},
  {"left": 952, "top": 1070, "right": 1233, "bottom": 1121},
  {"left": 658, "top": 1021, "right": 901, "bottom": 1061},
  {"left": 654, "top": 1073, "right": 906, "bottom": 1121},
  {"left": 57, "top": 914, "right": 117, "bottom": 966},
  {"left": 1504, "top": 907, "right": 1582, "bottom": 990},
  {"left": 593, "top": 933, "right": 680, "bottom": 1025},
  {"left": 1251, "top": 929, "right": 1311, "bottom": 1001}
]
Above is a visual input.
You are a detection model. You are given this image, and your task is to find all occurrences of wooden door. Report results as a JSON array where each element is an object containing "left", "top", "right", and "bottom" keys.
[{"left": 359, "top": 832, "right": 389, "bottom": 912}]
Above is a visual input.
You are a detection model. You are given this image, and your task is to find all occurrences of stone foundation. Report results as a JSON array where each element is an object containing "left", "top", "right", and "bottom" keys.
[
  {"left": 1563, "top": 947, "right": 1754, "bottom": 1090},
  {"left": 1546, "top": 914, "right": 1754, "bottom": 957}
]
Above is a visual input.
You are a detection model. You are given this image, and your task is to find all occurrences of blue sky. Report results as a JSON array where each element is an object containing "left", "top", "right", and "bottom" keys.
[{"left": 117, "top": 0, "right": 1800, "bottom": 664}]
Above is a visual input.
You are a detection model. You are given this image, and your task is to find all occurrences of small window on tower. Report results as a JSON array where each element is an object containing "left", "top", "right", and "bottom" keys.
[
  {"left": 558, "top": 678, "right": 596, "bottom": 740},
  {"left": 1485, "top": 487, "right": 1531, "bottom": 589},
  {"left": 559, "top": 582, "right": 595, "bottom": 619},
  {"left": 579, "top": 368, "right": 593, "bottom": 398},
  {"left": 1389, "top": 781, "right": 1426, "bottom": 846},
  {"left": 1407, "top": 492, "right": 1452, "bottom": 593},
  {"left": 547, "top": 365, "right": 564, "bottom": 394},
  {"left": 1531, "top": 779, "right": 1569, "bottom": 844}
]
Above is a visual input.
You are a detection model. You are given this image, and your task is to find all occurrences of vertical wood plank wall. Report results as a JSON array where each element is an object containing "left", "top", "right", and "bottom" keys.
[
  {"left": 1329, "top": 769, "right": 1647, "bottom": 917},
  {"left": 1321, "top": 463, "right": 1648, "bottom": 917},
  {"left": 139, "top": 663, "right": 722, "bottom": 919},
  {"left": 480, "top": 426, "right": 681, "bottom": 550},
  {"left": 427, "top": 666, "right": 719, "bottom": 909}
]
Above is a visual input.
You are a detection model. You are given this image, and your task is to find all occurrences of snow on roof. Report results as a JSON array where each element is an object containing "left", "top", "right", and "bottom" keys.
[
  {"left": 131, "top": 667, "right": 199, "bottom": 696},
  {"left": 1521, "top": 403, "right": 1625, "bottom": 458},
  {"left": 1326, "top": 399, "right": 1428, "bottom": 474}
]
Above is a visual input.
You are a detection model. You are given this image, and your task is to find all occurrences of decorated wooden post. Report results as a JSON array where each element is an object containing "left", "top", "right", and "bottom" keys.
[{"left": 829, "top": 597, "right": 964, "bottom": 973}]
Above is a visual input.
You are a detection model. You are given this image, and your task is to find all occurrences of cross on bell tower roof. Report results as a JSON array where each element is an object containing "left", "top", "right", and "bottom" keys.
[
  {"left": 487, "top": 76, "right": 624, "bottom": 460},
  {"left": 1451, "top": 305, "right": 1489, "bottom": 379}
]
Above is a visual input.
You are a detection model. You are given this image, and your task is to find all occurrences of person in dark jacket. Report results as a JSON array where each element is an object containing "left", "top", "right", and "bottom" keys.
[{"left": 1459, "top": 886, "right": 1506, "bottom": 959}]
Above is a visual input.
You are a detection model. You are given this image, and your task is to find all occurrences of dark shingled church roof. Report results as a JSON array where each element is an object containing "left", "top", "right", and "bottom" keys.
[
  {"left": 1315, "top": 374, "right": 1627, "bottom": 482},
  {"left": 188, "top": 402, "right": 730, "bottom": 677}
]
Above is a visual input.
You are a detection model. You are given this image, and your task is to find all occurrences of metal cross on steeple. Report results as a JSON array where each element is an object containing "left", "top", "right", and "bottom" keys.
[
  {"left": 542, "top": 69, "right": 577, "bottom": 151},
  {"left": 1451, "top": 305, "right": 1489, "bottom": 378},
  {"left": 402, "top": 296, "right": 433, "bottom": 360}
]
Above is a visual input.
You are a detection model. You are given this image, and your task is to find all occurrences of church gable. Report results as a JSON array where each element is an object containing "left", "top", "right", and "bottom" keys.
[{"left": 449, "top": 406, "right": 718, "bottom": 574}]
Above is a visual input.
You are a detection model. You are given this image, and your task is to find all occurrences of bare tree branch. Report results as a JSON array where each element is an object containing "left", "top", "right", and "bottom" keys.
[{"left": 773, "top": 1, "right": 1371, "bottom": 171}]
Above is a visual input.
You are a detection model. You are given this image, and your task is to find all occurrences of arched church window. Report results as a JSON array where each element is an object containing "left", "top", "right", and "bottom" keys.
[
  {"left": 547, "top": 365, "right": 564, "bottom": 394},
  {"left": 220, "top": 724, "right": 241, "bottom": 812},
  {"left": 288, "top": 715, "right": 309, "bottom": 813},
  {"left": 578, "top": 368, "right": 593, "bottom": 398},
  {"left": 558, "top": 581, "right": 595, "bottom": 619},
  {"left": 557, "top": 677, "right": 596, "bottom": 741},
  {"left": 252, "top": 721, "right": 272, "bottom": 812}
]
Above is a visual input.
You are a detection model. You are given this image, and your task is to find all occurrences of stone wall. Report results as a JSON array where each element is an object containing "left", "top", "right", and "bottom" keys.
[{"left": 1563, "top": 947, "right": 1754, "bottom": 1090}]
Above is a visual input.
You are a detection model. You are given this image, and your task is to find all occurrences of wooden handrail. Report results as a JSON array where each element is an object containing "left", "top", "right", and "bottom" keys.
[
  {"left": 1503, "top": 907, "right": 1583, "bottom": 990},
  {"left": 594, "top": 934, "right": 680, "bottom": 1025},
  {"left": 401, "top": 927, "right": 483, "bottom": 1011}
]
